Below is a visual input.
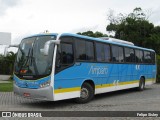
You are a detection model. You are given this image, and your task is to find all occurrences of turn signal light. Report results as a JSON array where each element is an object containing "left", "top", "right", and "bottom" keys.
[{"left": 20, "top": 70, "right": 27, "bottom": 74}]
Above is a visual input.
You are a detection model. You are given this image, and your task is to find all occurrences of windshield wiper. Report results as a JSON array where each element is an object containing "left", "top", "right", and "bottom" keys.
[
  {"left": 18, "top": 48, "right": 31, "bottom": 74},
  {"left": 30, "top": 47, "right": 39, "bottom": 75}
]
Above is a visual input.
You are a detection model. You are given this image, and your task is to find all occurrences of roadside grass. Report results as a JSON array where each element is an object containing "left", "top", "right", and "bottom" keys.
[{"left": 0, "top": 79, "right": 13, "bottom": 92}]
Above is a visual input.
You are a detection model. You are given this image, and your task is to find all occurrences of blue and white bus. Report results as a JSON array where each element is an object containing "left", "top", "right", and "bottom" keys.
[{"left": 13, "top": 33, "right": 156, "bottom": 103}]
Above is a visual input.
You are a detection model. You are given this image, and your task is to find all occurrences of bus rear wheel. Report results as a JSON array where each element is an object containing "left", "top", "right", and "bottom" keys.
[
  {"left": 137, "top": 77, "right": 145, "bottom": 91},
  {"left": 75, "top": 82, "right": 94, "bottom": 103}
]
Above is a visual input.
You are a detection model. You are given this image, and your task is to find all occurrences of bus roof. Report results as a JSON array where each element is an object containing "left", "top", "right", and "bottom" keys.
[
  {"left": 24, "top": 33, "right": 155, "bottom": 52},
  {"left": 23, "top": 33, "right": 58, "bottom": 39}
]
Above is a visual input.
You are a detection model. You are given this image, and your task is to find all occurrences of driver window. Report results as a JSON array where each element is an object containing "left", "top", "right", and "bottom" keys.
[{"left": 55, "top": 43, "right": 74, "bottom": 72}]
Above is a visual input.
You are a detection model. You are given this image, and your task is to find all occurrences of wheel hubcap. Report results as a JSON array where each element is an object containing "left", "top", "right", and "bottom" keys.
[{"left": 80, "top": 88, "right": 89, "bottom": 99}]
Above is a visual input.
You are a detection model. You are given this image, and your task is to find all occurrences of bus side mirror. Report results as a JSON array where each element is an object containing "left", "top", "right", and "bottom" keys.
[
  {"left": 41, "top": 40, "right": 60, "bottom": 56},
  {"left": 4, "top": 44, "right": 19, "bottom": 57}
]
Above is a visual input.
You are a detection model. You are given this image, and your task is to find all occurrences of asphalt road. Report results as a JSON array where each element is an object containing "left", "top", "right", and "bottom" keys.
[{"left": 0, "top": 83, "right": 160, "bottom": 112}]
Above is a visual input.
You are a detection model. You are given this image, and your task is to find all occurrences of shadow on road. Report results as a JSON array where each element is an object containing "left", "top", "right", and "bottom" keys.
[
  {"left": 20, "top": 98, "right": 75, "bottom": 109},
  {"left": 94, "top": 87, "right": 152, "bottom": 100}
]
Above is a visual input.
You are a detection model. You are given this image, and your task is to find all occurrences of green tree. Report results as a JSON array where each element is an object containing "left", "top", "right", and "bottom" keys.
[
  {"left": 5, "top": 51, "right": 16, "bottom": 61},
  {"left": 0, "top": 52, "right": 16, "bottom": 75},
  {"left": 77, "top": 31, "right": 108, "bottom": 38},
  {"left": 146, "top": 26, "right": 160, "bottom": 54},
  {"left": 106, "top": 7, "right": 154, "bottom": 47}
]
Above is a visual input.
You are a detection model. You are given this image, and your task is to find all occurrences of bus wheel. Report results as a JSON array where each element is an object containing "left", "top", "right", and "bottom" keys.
[
  {"left": 137, "top": 77, "right": 145, "bottom": 91},
  {"left": 75, "top": 82, "right": 94, "bottom": 103}
]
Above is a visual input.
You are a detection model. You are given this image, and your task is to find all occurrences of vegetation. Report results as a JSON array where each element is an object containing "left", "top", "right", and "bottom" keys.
[
  {"left": 0, "top": 52, "right": 15, "bottom": 92},
  {"left": 157, "top": 55, "right": 160, "bottom": 82},
  {"left": 0, "top": 52, "right": 16, "bottom": 75},
  {"left": 0, "top": 80, "right": 13, "bottom": 92},
  {"left": 77, "top": 31, "right": 108, "bottom": 37}
]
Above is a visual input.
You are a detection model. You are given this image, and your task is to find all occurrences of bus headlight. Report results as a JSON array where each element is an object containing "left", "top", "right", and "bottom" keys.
[{"left": 40, "top": 81, "right": 50, "bottom": 88}]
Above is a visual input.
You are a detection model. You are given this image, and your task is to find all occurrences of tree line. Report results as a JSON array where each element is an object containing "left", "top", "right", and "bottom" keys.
[{"left": 0, "top": 52, "right": 16, "bottom": 75}]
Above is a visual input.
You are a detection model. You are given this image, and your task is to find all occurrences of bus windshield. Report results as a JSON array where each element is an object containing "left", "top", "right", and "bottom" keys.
[{"left": 14, "top": 35, "right": 56, "bottom": 79}]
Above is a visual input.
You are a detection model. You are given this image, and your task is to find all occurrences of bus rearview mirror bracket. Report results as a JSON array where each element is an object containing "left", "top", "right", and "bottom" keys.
[{"left": 42, "top": 40, "right": 60, "bottom": 56}]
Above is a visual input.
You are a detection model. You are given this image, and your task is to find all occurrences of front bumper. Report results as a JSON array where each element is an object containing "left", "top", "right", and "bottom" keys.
[{"left": 14, "top": 84, "right": 54, "bottom": 101}]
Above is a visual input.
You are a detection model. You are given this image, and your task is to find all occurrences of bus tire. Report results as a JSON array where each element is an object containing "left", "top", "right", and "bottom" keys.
[
  {"left": 75, "top": 82, "right": 94, "bottom": 103},
  {"left": 137, "top": 77, "right": 145, "bottom": 91}
]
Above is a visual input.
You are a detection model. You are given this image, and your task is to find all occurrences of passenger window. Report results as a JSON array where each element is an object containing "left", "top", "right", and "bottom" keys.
[
  {"left": 86, "top": 41, "right": 94, "bottom": 61},
  {"left": 135, "top": 50, "right": 144, "bottom": 63},
  {"left": 119, "top": 47, "right": 124, "bottom": 62},
  {"left": 75, "top": 39, "right": 94, "bottom": 61},
  {"left": 112, "top": 46, "right": 119, "bottom": 62},
  {"left": 112, "top": 45, "right": 124, "bottom": 63},
  {"left": 104, "top": 44, "right": 111, "bottom": 62},
  {"left": 96, "top": 43, "right": 111, "bottom": 62},
  {"left": 61, "top": 43, "right": 74, "bottom": 64},
  {"left": 76, "top": 40, "right": 85, "bottom": 60},
  {"left": 144, "top": 51, "right": 152, "bottom": 63},
  {"left": 125, "top": 48, "right": 135, "bottom": 63},
  {"left": 96, "top": 43, "right": 105, "bottom": 62},
  {"left": 151, "top": 52, "right": 155, "bottom": 64}
]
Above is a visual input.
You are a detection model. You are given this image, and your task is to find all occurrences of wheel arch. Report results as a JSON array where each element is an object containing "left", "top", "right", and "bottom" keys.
[
  {"left": 81, "top": 79, "right": 95, "bottom": 94},
  {"left": 140, "top": 75, "right": 145, "bottom": 84}
]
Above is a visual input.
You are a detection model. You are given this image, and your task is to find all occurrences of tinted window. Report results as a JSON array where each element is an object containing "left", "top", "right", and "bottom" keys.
[
  {"left": 96, "top": 43, "right": 105, "bottom": 62},
  {"left": 61, "top": 43, "right": 74, "bottom": 64},
  {"left": 151, "top": 52, "right": 155, "bottom": 64},
  {"left": 96, "top": 43, "right": 111, "bottom": 62},
  {"left": 61, "top": 36, "right": 74, "bottom": 43},
  {"left": 144, "top": 51, "right": 152, "bottom": 63},
  {"left": 119, "top": 47, "right": 124, "bottom": 62},
  {"left": 75, "top": 38, "right": 94, "bottom": 61},
  {"left": 54, "top": 36, "right": 75, "bottom": 72},
  {"left": 112, "top": 45, "right": 124, "bottom": 63},
  {"left": 104, "top": 44, "right": 111, "bottom": 62},
  {"left": 76, "top": 40, "right": 85, "bottom": 60},
  {"left": 112, "top": 46, "right": 119, "bottom": 62},
  {"left": 135, "top": 50, "right": 144, "bottom": 63},
  {"left": 125, "top": 48, "right": 135, "bottom": 63},
  {"left": 86, "top": 41, "right": 94, "bottom": 60}
]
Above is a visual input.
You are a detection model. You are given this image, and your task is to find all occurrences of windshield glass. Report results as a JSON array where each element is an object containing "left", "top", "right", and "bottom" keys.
[{"left": 14, "top": 35, "right": 56, "bottom": 80}]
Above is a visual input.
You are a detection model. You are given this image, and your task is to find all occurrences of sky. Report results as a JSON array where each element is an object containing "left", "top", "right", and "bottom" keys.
[{"left": 0, "top": 0, "right": 160, "bottom": 53}]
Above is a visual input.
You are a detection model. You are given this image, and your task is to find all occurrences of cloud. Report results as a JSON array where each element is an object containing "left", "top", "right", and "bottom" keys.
[
  {"left": 12, "top": 32, "right": 33, "bottom": 44},
  {"left": 0, "top": 0, "right": 22, "bottom": 16},
  {"left": 149, "top": 7, "right": 160, "bottom": 26},
  {"left": 71, "top": 25, "right": 99, "bottom": 33}
]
